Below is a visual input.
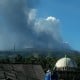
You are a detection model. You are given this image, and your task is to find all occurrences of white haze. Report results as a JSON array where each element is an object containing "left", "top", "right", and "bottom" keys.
[{"left": 0, "top": 0, "right": 70, "bottom": 50}]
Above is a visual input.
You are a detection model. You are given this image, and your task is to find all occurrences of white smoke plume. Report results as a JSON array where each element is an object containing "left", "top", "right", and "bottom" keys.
[
  {"left": 34, "top": 16, "right": 62, "bottom": 42},
  {"left": 0, "top": 0, "right": 70, "bottom": 50}
]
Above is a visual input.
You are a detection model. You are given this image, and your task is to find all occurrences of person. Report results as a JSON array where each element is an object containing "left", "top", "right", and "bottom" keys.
[
  {"left": 44, "top": 69, "right": 51, "bottom": 80},
  {"left": 51, "top": 67, "right": 58, "bottom": 80}
]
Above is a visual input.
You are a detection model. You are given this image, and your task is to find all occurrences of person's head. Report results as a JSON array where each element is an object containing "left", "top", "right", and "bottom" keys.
[{"left": 46, "top": 69, "right": 51, "bottom": 73}]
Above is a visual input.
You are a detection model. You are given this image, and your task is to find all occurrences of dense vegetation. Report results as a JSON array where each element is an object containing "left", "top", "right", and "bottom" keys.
[{"left": 0, "top": 54, "right": 80, "bottom": 72}]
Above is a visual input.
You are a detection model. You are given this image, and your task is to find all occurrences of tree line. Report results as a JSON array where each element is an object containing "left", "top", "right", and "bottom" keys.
[{"left": 0, "top": 54, "right": 80, "bottom": 71}]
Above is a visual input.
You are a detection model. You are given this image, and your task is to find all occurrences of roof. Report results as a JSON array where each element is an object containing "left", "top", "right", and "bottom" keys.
[
  {"left": 0, "top": 64, "right": 45, "bottom": 80},
  {"left": 55, "top": 55, "right": 77, "bottom": 68}
]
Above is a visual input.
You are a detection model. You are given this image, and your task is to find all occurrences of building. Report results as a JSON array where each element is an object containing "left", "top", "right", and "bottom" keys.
[
  {"left": 0, "top": 64, "right": 45, "bottom": 80},
  {"left": 54, "top": 55, "right": 80, "bottom": 80}
]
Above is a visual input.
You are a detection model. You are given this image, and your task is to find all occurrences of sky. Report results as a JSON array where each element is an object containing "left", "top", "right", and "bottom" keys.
[
  {"left": 0, "top": 0, "right": 80, "bottom": 51},
  {"left": 36, "top": 0, "right": 80, "bottom": 51}
]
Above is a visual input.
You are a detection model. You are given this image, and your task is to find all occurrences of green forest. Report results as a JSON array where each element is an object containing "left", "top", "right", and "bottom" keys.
[{"left": 0, "top": 54, "right": 80, "bottom": 72}]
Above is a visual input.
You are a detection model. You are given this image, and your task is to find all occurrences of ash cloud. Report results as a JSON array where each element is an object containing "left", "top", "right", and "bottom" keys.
[
  {"left": 0, "top": 0, "right": 70, "bottom": 50},
  {"left": 0, "top": 0, "right": 35, "bottom": 50}
]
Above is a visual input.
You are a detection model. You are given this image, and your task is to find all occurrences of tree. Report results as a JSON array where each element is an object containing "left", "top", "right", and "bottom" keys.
[{"left": 15, "top": 54, "right": 24, "bottom": 63}]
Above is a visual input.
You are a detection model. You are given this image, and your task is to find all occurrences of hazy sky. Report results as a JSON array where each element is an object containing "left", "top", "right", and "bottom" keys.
[
  {"left": 37, "top": 0, "right": 80, "bottom": 51},
  {"left": 0, "top": 0, "right": 80, "bottom": 51}
]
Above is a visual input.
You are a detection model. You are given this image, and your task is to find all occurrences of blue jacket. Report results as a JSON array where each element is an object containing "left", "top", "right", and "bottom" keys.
[{"left": 44, "top": 71, "right": 51, "bottom": 80}]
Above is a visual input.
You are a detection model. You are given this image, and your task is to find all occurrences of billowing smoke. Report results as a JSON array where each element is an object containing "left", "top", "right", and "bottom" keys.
[
  {"left": 33, "top": 16, "right": 70, "bottom": 50},
  {"left": 0, "top": 0, "right": 70, "bottom": 50},
  {"left": 34, "top": 16, "right": 62, "bottom": 42}
]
